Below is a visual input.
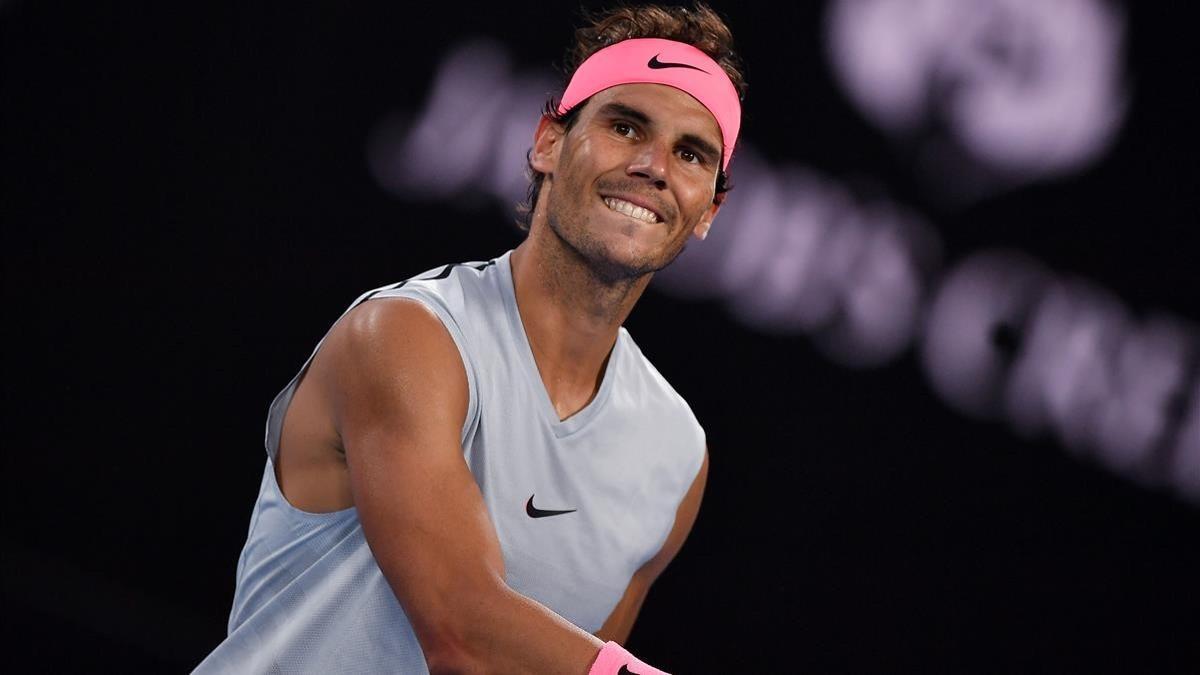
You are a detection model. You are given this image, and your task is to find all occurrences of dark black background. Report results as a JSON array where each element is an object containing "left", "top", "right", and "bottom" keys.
[{"left": 3, "top": 1, "right": 1197, "bottom": 672}]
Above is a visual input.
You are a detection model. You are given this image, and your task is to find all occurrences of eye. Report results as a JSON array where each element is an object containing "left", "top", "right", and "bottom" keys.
[
  {"left": 678, "top": 147, "right": 711, "bottom": 167},
  {"left": 612, "top": 121, "right": 637, "bottom": 138}
]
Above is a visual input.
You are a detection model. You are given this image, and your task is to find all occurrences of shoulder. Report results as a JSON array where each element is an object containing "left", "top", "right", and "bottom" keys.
[
  {"left": 383, "top": 258, "right": 501, "bottom": 304},
  {"left": 316, "top": 297, "right": 470, "bottom": 428},
  {"left": 338, "top": 295, "right": 447, "bottom": 347},
  {"left": 369, "top": 257, "right": 505, "bottom": 338},
  {"left": 329, "top": 296, "right": 461, "bottom": 374}
]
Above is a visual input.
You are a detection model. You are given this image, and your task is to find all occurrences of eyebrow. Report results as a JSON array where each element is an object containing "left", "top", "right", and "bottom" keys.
[{"left": 596, "top": 101, "right": 722, "bottom": 166}]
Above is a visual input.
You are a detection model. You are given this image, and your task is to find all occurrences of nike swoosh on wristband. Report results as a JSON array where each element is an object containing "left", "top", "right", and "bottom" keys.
[
  {"left": 618, "top": 666, "right": 640, "bottom": 675},
  {"left": 525, "top": 495, "right": 577, "bottom": 518},
  {"left": 647, "top": 54, "right": 709, "bottom": 74}
]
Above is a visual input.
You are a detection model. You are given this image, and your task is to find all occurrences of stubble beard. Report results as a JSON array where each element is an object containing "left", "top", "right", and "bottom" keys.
[{"left": 543, "top": 182, "right": 688, "bottom": 288}]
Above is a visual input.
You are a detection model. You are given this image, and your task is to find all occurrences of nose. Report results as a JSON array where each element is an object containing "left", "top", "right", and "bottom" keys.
[{"left": 626, "top": 141, "right": 669, "bottom": 189}]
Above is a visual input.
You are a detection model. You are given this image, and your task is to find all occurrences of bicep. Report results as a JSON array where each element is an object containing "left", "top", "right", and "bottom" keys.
[{"left": 321, "top": 298, "right": 504, "bottom": 649}]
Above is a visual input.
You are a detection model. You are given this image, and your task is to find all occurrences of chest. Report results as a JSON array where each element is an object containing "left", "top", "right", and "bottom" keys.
[{"left": 462, "top": 390, "right": 690, "bottom": 631}]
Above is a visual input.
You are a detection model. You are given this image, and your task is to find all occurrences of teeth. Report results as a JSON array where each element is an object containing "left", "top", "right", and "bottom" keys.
[{"left": 604, "top": 197, "right": 659, "bottom": 223}]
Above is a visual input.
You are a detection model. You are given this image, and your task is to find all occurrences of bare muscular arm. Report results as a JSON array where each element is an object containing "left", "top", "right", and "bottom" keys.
[{"left": 319, "top": 297, "right": 603, "bottom": 674}]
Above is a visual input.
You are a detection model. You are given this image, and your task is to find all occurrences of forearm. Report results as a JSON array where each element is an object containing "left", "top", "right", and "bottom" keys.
[
  {"left": 594, "top": 571, "right": 651, "bottom": 645},
  {"left": 429, "top": 581, "right": 604, "bottom": 675}
]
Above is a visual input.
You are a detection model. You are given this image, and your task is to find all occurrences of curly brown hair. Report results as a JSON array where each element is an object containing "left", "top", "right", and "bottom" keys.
[{"left": 514, "top": 2, "right": 748, "bottom": 233}]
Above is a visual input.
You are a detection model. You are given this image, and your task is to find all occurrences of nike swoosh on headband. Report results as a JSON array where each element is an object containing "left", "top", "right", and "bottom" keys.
[
  {"left": 558, "top": 38, "right": 741, "bottom": 170},
  {"left": 647, "top": 54, "right": 709, "bottom": 74}
]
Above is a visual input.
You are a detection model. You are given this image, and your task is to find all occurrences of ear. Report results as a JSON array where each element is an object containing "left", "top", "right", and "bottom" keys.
[
  {"left": 692, "top": 195, "right": 724, "bottom": 241},
  {"left": 530, "top": 115, "right": 565, "bottom": 175}
]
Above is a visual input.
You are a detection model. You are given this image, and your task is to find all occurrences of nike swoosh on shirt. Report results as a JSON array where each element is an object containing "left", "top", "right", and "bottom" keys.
[
  {"left": 525, "top": 495, "right": 577, "bottom": 518},
  {"left": 618, "top": 666, "right": 640, "bottom": 675},
  {"left": 647, "top": 54, "right": 709, "bottom": 74}
]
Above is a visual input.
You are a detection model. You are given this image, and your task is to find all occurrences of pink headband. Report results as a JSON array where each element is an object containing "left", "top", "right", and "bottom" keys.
[{"left": 556, "top": 38, "right": 741, "bottom": 171}]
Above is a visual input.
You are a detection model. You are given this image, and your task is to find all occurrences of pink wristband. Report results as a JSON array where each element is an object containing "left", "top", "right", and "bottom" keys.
[{"left": 588, "top": 641, "right": 671, "bottom": 675}]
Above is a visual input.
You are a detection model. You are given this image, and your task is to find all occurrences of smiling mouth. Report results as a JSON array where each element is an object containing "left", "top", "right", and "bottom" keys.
[{"left": 602, "top": 196, "right": 662, "bottom": 224}]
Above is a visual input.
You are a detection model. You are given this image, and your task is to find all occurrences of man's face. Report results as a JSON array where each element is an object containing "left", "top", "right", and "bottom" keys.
[{"left": 531, "top": 83, "right": 725, "bottom": 282}]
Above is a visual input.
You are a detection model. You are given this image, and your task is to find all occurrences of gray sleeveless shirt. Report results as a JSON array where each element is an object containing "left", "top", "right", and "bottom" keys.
[{"left": 194, "top": 249, "right": 706, "bottom": 673}]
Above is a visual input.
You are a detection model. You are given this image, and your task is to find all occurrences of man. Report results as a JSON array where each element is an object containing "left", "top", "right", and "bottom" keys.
[{"left": 195, "top": 3, "right": 747, "bottom": 673}]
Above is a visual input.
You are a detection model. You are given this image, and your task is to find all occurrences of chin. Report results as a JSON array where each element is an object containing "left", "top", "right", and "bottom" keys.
[
  {"left": 566, "top": 231, "right": 657, "bottom": 282},
  {"left": 547, "top": 210, "right": 680, "bottom": 282},
  {"left": 592, "top": 234, "right": 683, "bottom": 281}
]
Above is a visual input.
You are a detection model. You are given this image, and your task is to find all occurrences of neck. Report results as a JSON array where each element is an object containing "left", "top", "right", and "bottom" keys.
[{"left": 509, "top": 222, "right": 651, "bottom": 420}]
